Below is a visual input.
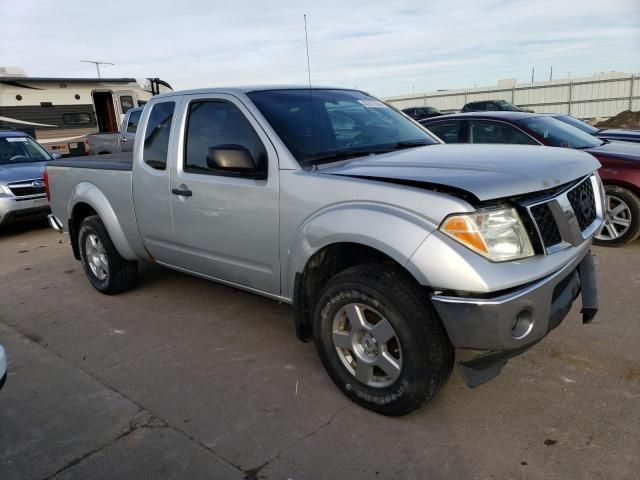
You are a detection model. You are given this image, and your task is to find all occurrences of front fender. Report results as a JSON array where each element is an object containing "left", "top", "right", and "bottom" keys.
[
  {"left": 283, "top": 201, "right": 437, "bottom": 298},
  {"left": 68, "top": 182, "right": 138, "bottom": 260}
]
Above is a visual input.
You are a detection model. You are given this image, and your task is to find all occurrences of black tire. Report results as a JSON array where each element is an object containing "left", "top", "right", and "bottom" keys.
[
  {"left": 594, "top": 185, "right": 640, "bottom": 246},
  {"left": 78, "top": 215, "right": 137, "bottom": 294},
  {"left": 313, "top": 264, "right": 454, "bottom": 416}
]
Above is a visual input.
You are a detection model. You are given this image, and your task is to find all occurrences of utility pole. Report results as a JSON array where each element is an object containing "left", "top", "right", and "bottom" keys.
[
  {"left": 531, "top": 67, "right": 535, "bottom": 84},
  {"left": 80, "top": 60, "right": 114, "bottom": 79},
  {"left": 549, "top": 66, "right": 553, "bottom": 81}
]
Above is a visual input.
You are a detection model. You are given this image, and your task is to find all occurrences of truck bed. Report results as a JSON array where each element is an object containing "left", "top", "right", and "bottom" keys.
[{"left": 51, "top": 152, "right": 133, "bottom": 171}]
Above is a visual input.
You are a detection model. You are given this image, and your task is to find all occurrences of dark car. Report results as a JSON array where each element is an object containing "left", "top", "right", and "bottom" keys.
[
  {"left": 553, "top": 114, "right": 640, "bottom": 144},
  {"left": 422, "top": 112, "right": 640, "bottom": 246},
  {"left": 461, "top": 99, "right": 534, "bottom": 113},
  {"left": 401, "top": 106, "right": 442, "bottom": 121}
]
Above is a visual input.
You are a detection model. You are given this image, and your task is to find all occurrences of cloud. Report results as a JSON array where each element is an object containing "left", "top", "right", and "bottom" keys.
[{"left": 0, "top": 0, "right": 638, "bottom": 97}]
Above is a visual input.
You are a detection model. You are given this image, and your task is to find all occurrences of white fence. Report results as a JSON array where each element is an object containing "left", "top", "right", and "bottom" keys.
[{"left": 386, "top": 73, "right": 640, "bottom": 119}]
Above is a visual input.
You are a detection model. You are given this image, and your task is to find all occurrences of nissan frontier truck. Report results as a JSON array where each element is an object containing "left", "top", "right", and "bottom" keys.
[{"left": 45, "top": 87, "right": 603, "bottom": 415}]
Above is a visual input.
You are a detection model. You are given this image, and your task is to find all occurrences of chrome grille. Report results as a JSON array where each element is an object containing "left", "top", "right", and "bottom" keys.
[
  {"left": 522, "top": 175, "right": 603, "bottom": 254},
  {"left": 7, "top": 178, "right": 46, "bottom": 198},
  {"left": 530, "top": 203, "right": 562, "bottom": 248},
  {"left": 566, "top": 179, "right": 597, "bottom": 230}
]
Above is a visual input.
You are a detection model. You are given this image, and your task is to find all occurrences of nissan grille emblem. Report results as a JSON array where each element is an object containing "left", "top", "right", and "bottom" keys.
[
  {"left": 32, "top": 180, "right": 45, "bottom": 188},
  {"left": 579, "top": 190, "right": 594, "bottom": 219}
]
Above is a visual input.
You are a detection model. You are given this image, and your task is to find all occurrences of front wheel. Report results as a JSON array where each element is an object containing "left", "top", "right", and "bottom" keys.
[
  {"left": 594, "top": 185, "right": 640, "bottom": 246},
  {"left": 78, "top": 215, "right": 137, "bottom": 294},
  {"left": 313, "top": 264, "right": 454, "bottom": 416}
]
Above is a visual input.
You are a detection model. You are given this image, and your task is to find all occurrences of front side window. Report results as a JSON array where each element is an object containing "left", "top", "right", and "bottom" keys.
[
  {"left": 184, "top": 100, "right": 267, "bottom": 175},
  {"left": 120, "top": 95, "right": 135, "bottom": 114},
  {"left": 143, "top": 101, "right": 175, "bottom": 170},
  {"left": 248, "top": 89, "right": 437, "bottom": 165},
  {"left": 426, "top": 121, "right": 463, "bottom": 143},
  {"left": 0, "top": 136, "right": 51, "bottom": 164},
  {"left": 469, "top": 120, "right": 538, "bottom": 145},
  {"left": 126, "top": 109, "right": 142, "bottom": 133},
  {"left": 518, "top": 117, "right": 603, "bottom": 149}
]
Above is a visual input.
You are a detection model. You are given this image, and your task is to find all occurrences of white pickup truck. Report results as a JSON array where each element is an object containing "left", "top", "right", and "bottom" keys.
[
  {"left": 46, "top": 86, "right": 603, "bottom": 415},
  {"left": 86, "top": 107, "right": 142, "bottom": 155}
]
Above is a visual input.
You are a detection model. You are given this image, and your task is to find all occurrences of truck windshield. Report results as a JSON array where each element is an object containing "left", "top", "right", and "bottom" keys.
[
  {"left": 0, "top": 136, "right": 51, "bottom": 164},
  {"left": 518, "top": 117, "right": 603, "bottom": 149},
  {"left": 248, "top": 89, "right": 437, "bottom": 165}
]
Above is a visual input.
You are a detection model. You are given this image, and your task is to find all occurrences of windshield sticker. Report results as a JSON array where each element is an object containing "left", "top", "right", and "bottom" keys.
[
  {"left": 358, "top": 99, "right": 387, "bottom": 108},
  {"left": 6, "top": 137, "right": 28, "bottom": 142}
]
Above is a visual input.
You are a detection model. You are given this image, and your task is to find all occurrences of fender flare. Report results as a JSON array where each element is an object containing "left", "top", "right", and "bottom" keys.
[
  {"left": 283, "top": 201, "right": 437, "bottom": 298},
  {"left": 67, "top": 182, "right": 138, "bottom": 260}
]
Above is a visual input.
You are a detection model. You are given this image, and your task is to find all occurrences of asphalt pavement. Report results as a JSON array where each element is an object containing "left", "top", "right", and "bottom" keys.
[{"left": 0, "top": 220, "right": 638, "bottom": 479}]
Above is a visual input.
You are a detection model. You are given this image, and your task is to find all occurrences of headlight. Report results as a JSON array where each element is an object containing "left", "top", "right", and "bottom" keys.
[{"left": 440, "top": 207, "right": 534, "bottom": 262}]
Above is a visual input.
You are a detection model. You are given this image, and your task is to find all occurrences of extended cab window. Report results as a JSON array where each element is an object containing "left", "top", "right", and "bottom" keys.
[
  {"left": 426, "top": 121, "right": 462, "bottom": 143},
  {"left": 469, "top": 120, "right": 538, "bottom": 145},
  {"left": 184, "top": 100, "right": 267, "bottom": 175},
  {"left": 127, "top": 109, "right": 142, "bottom": 133},
  {"left": 143, "top": 101, "right": 175, "bottom": 170}
]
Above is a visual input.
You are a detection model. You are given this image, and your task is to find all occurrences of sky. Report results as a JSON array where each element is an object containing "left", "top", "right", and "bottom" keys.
[{"left": 1, "top": 0, "right": 639, "bottom": 98}]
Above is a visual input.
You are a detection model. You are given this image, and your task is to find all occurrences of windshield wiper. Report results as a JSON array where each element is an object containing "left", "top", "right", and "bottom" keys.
[
  {"left": 390, "top": 140, "right": 433, "bottom": 150},
  {"left": 305, "top": 141, "right": 433, "bottom": 166},
  {"left": 305, "top": 149, "right": 385, "bottom": 166}
]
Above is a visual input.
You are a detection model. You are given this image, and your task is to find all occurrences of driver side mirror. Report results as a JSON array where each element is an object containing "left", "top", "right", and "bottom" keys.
[
  {"left": 206, "top": 144, "right": 265, "bottom": 178},
  {"left": 50, "top": 152, "right": 62, "bottom": 160}
]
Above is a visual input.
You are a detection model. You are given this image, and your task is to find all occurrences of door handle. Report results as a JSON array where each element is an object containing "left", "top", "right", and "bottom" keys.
[
  {"left": 172, "top": 187, "right": 192, "bottom": 197},
  {"left": 121, "top": 137, "right": 128, "bottom": 143}
]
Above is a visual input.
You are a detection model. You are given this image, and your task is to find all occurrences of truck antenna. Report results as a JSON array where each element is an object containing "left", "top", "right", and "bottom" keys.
[{"left": 304, "top": 15, "right": 312, "bottom": 88}]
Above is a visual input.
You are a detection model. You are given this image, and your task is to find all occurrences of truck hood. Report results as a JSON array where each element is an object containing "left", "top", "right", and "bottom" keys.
[
  {"left": 318, "top": 144, "right": 600, "bottom": 201},
  {"left": 0, "top": 161, "right": 47, "bottom": 184}
]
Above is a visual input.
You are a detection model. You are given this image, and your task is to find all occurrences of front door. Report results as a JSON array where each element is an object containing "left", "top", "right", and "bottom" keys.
[{"left": 166, "top": 94, "right": 280, "bottom": 295}]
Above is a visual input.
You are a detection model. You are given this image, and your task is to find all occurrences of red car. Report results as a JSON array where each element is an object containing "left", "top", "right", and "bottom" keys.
[{"left": 421, "top": 112, "right": 640, "bottom": 246}]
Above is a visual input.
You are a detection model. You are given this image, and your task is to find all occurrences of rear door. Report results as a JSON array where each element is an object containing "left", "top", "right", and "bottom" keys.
[
  {"left": 131, "top": 100, "right": 178, "bottom": 258},
  {"left": 165, "top": 93, "right": 280, "bottom": 295}
]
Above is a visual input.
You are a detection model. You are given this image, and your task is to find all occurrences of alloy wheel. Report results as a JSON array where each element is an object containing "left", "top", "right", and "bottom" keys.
[{"left": 332, "top": 303, "right": 402, "bottom": 388}]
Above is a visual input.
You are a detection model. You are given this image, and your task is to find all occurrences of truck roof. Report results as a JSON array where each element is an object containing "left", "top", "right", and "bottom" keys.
[{"left": 150, "top": 85, "right": 365, "bottom": 100}]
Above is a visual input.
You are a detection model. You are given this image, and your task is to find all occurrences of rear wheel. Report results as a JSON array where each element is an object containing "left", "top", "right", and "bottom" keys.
[
  {"left": 313, "top": 264, "right": 454, "bottom": 416},
  {"left": 78, "top": 215, "right": 137, "bottom": 294},
  {"left": 594, "top": 185, "right": 640, "bottom": 246}
]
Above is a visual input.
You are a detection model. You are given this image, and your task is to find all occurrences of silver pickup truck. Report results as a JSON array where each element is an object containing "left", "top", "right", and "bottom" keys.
[
  {"left": 86, "top": 107, "right": 142, "bottom": 155},
  {"left": 46, "top": 87, "right": 603, "bottom": 415}
]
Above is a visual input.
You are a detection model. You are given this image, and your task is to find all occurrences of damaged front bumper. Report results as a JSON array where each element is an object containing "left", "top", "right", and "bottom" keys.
[{"left": 431, "top": 250, "right": 598, "bottom": 388}]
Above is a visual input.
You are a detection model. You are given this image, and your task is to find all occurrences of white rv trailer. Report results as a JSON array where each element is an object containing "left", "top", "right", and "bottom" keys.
[{"left": 0, "top": 71, "right": 172, "bottom": 156}]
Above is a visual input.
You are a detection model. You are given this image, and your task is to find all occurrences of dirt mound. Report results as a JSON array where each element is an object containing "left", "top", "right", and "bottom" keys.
[{"left": 595, "top": 110, "right": 640, "bottom": 129}]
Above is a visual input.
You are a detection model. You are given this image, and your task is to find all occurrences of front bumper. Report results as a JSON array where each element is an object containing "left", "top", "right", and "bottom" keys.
[
  {"left": 432, "top": 249, "right": 598, "bottom": 387},
  {"left": 0, "top": 196, "right": 49, "bottom": 226}
]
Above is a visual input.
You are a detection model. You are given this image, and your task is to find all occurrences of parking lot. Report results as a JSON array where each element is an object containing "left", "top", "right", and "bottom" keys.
[{"left": 0, "top": 220, "right": 638, "bottom": 480}]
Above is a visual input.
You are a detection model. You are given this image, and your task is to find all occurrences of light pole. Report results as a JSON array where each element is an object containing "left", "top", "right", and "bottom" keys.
[{"left": 80, "top": 60, "right": 114, "bottom": 79}]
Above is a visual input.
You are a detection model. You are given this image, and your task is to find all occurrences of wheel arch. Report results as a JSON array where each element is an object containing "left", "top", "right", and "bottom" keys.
[
  {"left": 67, "top": 182, "right": 138, "bottom": 261},
  {"left": 292, "top": 241, "right": 431, "bottom": 342}
]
